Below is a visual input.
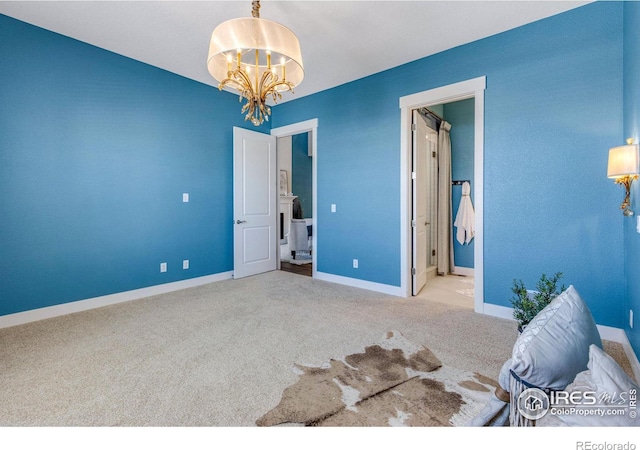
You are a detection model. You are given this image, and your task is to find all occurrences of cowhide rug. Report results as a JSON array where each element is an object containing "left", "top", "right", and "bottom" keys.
[{"left": 257, "top": 331, "right": 498, "bottom": 427}]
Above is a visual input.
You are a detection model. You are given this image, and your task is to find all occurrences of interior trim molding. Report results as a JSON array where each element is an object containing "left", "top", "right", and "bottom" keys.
[
  {"left": 399, "top": 77, "right": 487, "bottom": 110},
  {"left": 0, "top": 271, "right": 233, "bottom": 330},
  {"left": 482, "top": 302, "right": 514, "bottom": 321},
  {"left": 399, "top": 76, "right": 486, "bottom": 315},
  {"left": 314, "top": 271, "right": 404, "bottom": 297},
  {"left": 452, "top": 267, "right": 474, "bottom": 277},
  {"left": 270, "top": 118, "right": 318, "bottom": 137}
]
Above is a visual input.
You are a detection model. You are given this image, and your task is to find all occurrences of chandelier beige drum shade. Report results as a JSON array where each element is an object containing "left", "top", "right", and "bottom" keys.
[{"left": 207, "top": 1, "right": 304, "bottom": 126}]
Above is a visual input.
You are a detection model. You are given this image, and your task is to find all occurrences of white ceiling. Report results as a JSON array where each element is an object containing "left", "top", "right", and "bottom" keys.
[{"left": 0, "top": 0, "right": 590, "bottom": 102}]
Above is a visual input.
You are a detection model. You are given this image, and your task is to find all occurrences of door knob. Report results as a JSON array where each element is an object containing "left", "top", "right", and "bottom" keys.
[{"left": 235, "top": 220, "right": 247, "bottom": 224}]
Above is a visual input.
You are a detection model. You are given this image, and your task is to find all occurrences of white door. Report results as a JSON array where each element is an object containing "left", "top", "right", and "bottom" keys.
[
  {"left": 412, "top": 111, "right": 429, "bottom": 295},
  {"left": 233, "top": 127, "right": 277, "bottom": 279}
]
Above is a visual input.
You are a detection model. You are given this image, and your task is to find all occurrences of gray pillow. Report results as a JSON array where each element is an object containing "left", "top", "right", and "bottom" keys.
[{"left": 511, "top": 285, "right": 602, "bottom": 390}]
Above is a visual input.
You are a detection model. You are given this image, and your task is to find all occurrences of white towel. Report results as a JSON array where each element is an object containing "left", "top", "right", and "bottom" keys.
[{"left": 454, "top": 181, "right": 475, "bottom": 245}]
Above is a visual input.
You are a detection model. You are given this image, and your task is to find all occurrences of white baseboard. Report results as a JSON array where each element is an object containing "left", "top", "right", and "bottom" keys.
[
  {"left": 452, "top": 266, "right": 474, "bottom": 277},
  {"left": 314, "top": 271, "right": 404, "bottom": 297},
  {"left": 596, "top": 324, "right": 625, "bottom": 342},
  {"left": 482, "top": 302, "right": 515, "bottom": 321},
  {"left": 0, "top": 271, "right": 233, "bottom": 330}
]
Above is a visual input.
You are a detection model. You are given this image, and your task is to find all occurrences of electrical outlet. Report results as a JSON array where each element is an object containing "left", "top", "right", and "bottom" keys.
[
  {"left": 353, "top": 259, "right": 358, "bottom": 269},
  {"left": 183, "top": 259, "right": 189, "bottom": 270},
  {"left": 160, "top": 262, "right": 167, "bottom": 273},
  {"left": 631, "top": 309, "right": 634, "bottom": 329}
]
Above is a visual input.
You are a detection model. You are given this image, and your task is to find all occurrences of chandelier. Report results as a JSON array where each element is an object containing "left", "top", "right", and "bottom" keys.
[{"left": 207, "top": 1, "right": 304, "bottom": 126}]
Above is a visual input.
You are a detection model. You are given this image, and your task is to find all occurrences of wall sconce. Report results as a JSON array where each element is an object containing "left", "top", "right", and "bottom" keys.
[{"left": 607, "top": 138, "right": 640, "bottom": 216}]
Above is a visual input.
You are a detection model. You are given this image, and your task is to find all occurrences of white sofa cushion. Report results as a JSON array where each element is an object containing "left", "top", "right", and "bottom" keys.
[{"left": 511, "top": 285, "right": 601, "bottom": 390}]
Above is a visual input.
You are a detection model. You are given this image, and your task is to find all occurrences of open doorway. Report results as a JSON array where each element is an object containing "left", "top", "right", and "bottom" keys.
[
  {"left": 399, "top": 77, "right": 485, "bottom": 313},
  {"left": 277, "top": 132, "right": 313, "bottom": 276},
  {"left": 411, "top": 100, "right": 476, "bottom": 302},
  {"left": 271, "top": 119, "right": 319, "bottom": 278}
]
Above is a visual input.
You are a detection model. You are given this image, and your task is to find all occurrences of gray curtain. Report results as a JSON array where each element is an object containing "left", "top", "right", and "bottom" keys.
[{"left": 437, "top": 121, "right": 454, "bottom": 275}]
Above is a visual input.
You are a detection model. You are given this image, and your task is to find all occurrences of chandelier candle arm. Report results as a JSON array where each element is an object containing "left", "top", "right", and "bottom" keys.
[
  {"left": 207, "top": 0, "right": 304, "bottom": 126},
  {"left": 281, "top": 56, "right": 286, "bottom": 81},
  {"left": 255, "top": 49, "right": 259, "bottom": 91}
]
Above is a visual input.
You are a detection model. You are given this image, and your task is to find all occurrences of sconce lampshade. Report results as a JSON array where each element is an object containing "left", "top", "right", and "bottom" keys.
[{"left": 607, "top": 143, "right": 640, "bottom": 178}]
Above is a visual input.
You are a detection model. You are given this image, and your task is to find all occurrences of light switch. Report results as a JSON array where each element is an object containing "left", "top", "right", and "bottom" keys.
[
  {"left": 183, "top": 193, "right": 189, "bottom": 203},
  {"left": 637, "top": 215, "right": 640, "bottom": 234},
  {"left": 331, "top": 204, "right": 336, "bottom": 213},
  {"left": 183, "top": 259, "right": 189, "bottom": 270}
]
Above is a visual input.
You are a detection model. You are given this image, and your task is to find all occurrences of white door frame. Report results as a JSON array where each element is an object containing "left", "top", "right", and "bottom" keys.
[
  {"left": 399, "top": 77, "right": 486, "bottom": 313},
  {"left": 271, "top": 118, "right": 319, "bottom": 278}
]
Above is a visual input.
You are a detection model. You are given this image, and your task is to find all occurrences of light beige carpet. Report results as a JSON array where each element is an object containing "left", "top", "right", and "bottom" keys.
[
  {"left": 0, "top": 271, "right": 632, "bottom": 426},
  {"left": 0, "top": 271, "right": 518, "bottom": 426},
  {"left": 256, "top": 331, "right": 498, "bottom": 427}
]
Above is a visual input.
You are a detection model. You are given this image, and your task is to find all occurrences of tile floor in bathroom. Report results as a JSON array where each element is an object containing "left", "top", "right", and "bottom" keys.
[{"left": 415, "top": 274, "right": 475, "bottom": 309}]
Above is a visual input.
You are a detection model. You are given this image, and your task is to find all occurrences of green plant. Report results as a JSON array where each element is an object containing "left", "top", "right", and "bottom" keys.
[{"left": 510, "top": 272, "right": 565, "bottom": 331}]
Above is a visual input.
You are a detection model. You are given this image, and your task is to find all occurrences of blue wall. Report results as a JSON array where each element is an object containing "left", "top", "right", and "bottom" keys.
[
  {"left": 445, "top": 98, "right": 475, "bottom": 269},
  {"left": 0, "top": 15, "right": 263, "bottom": 316},
  {"left": 623, "top": 1, "right": 640, "bottom": 359},
  {"left": 0, "top": 2, "right": 635, "bottom": 352},
  {"left": 291, "top": 132, "right": 312, "bottom": 218},
  {"left": 273, "top": 2, "right": 626, "bottom": 328}
]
